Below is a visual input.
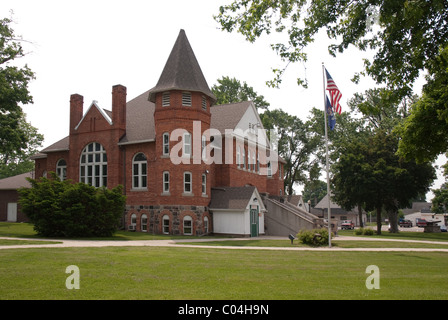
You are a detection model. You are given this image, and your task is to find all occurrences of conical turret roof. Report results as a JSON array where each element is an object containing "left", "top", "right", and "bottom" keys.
[{"left": 148, "top": 29, "right": 216, "bottom": 104}]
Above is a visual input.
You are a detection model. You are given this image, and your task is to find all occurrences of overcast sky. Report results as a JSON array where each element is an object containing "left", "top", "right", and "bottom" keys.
[{"left": 2, "top": 0, "right": 445, "bottom": 197}]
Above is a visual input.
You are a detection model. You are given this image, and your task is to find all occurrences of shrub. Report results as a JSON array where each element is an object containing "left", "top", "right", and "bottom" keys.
[
  {"left": 18, "top": 173, "right": 126, "bottom": 237},
  {"left": 355, "top": 227, "right": 375, "bottom": 235},
  {"left": 297, "top": 228, "right": 333, "bottom": 247}
]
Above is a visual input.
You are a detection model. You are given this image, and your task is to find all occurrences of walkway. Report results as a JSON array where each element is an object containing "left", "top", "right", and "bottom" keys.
[{"left": 1, "top": 236, "right": 448, "bottom": 252}]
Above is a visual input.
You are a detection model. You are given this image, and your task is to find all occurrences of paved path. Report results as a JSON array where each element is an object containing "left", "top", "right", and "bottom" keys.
[{"left": 1, "top": 235, "right": 448, "bottom": 252}]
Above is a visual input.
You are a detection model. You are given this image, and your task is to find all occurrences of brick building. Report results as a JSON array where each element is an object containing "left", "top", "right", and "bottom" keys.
[{"left": 29, "top": 30, "right": 285, "bottom": 236}]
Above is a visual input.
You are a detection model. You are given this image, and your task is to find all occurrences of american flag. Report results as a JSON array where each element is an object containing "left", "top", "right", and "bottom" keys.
[{"left": 325, "top": 69, "right": 342, "bottom": 114}]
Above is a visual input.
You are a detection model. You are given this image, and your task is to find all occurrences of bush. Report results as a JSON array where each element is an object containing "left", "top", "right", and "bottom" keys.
[
  {"left": 18, "top": 173, "right": 126, "bottom": 237},
  {"left": 355, "top": 227, "right": 375, "bottom": 235},
  {"left": 297, "top": 228, "right": 333, "bottom": 247}
]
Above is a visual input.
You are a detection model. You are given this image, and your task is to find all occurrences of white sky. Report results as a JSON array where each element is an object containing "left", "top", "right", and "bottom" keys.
[{"left": 2, "top": 0, "right": 445, "bottom": 198}]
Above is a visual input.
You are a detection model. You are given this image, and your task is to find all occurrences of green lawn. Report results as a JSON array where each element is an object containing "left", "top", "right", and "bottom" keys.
[
  {"left": 0, "top": 246, "right": 447, "bottom": 300},
  {"left": 1, "top": 222, "right": 448, "bottom": 300}
]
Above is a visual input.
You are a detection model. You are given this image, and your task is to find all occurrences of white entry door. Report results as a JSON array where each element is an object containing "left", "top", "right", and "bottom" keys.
[{"left": 7, "top": 203, "right": 17, "bottom": 222}]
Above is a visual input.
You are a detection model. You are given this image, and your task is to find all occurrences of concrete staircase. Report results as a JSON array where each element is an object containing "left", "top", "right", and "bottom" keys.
[{"left": 262, "top": 195, "right": 325, "bottom": 237}]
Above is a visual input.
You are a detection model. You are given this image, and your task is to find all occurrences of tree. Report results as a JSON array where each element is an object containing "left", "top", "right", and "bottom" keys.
[
  {"left": 261, "top": 108, "right": 319, "bottom": 194},
  {"left": 211, "top": 76, "right": 270, "bottom": 109},
  {"left": 397, "top": 45, "right": 448, "bottom": 164},
  {"left": 0, "top": 16, "right": 42, "bottom": 178},
  {"left": 431, "top": 184, "right": 448, "bottom": 214},
  {"left": 18, "top": 173, "right": 126, "bottom": 237},
  {"left": 332, "top": 131, "right": 435, "bottom": 234},
  {"left": 215, "top": 0, "right": 448, "bottom": 97}
]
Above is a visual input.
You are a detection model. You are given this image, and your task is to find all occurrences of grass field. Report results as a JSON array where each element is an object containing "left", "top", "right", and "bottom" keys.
[{"left": 1, "top": 222, "right": 448, "bottom": 300}]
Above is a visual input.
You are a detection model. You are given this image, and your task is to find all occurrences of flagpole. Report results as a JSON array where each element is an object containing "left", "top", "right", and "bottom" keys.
[{"left": 322, "top": 62, "right": 332, "bottom": 248}]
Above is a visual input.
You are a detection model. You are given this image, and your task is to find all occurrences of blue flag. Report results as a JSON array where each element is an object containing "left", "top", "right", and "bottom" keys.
[{"left": 326, "top": 95, "right": 336, "bottom": 130}]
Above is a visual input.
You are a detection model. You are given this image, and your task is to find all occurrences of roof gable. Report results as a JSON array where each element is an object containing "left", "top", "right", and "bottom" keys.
[
  {"left": 209, "top": 186, "right": 265, "bottom": 211},
  {"left": 75, "top": 101, "right": 112, "bottom": 131},
  {"left": 148, "top": 29, "right": 216, "bottom": 103}
]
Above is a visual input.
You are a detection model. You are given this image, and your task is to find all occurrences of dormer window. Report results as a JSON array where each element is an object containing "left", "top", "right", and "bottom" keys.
[
  {"left": 182, "top": 92, "right": 192, "bottom": 106},
  {"left": 162, "top": 92, "right": 170, "bottom": 107}
]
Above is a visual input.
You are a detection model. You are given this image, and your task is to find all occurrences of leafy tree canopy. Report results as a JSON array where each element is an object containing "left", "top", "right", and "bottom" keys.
[
  {"left": 211, "top": 76, "right": 270, "bottom": 109},
  {"left": 215, "top": 0, "right": 448, "bottom": 96}
]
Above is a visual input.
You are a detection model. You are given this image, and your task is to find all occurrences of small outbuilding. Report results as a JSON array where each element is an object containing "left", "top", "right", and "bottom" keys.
[
  {"left": 209, "top": 186, "right": 266, "bottom": 237},
  {"left": 0, "top": 172, "right": 33, "bottom": 222}
]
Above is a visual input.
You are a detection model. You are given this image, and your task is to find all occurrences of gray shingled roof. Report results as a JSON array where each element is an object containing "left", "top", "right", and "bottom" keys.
[
  {"left": 119, "top": 90, "right": 155, "bottom": 144},
  {"left": 210, "top": 101, "right": 252, "bottom": 134},
  {"left": 148, "top": 29, "right": 216, "bottom": 103},
  {"left": 209, "top": 186, "right": 256, "bottom": 210},
  {"left": 0, "top": 172, "right": 33, "bottom": 190}
]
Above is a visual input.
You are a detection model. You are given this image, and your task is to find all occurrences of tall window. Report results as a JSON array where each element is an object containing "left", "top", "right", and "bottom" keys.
[
  {"left": 202, "top": 96, "right": 207, "bottom": 110},
  {"left": 183, "top": 133, "right": 192, "bottom": 157},
  {"left": 183, "top": 216, "right": 193, "bottom": 235},
  {"left": 202, "top": 174, "right": 207, "bottom": 195},
  {"left": 248, "top": 150, "right": 251, "bottom": 171},
  {"left": 267, "top": 162, "right": 272, "bottom": 177},
  {"left": 201, "top": 135, "right": 207, "bottom": 160},
  {"left": 204, "top": 216, "right": 209, "bottom": 234},
  {"left": 242, "top": 148, "right": 246, "bottom": 169},
  {"left": 162, "top": 132, "right": 170, "bottom": 156},
  {"left": 162, "top": 215, "right": 170, "bottom": 234},
  {"left": 141, "top": 214, "right": 148, "bottom": 232},
  {"left": 163, "top": 171, "right": 170, "bottom": 193},
  {"left": 80, "top": 142, "right": 107, "bottom": 187},
  {"left": 56, "top": 159, "right": 67, "bottom": 181},
  {"left": 184, "top": 172, "right": 192, "bottom": 193},
  {"left": 132, "top": 153, "right": 147, "bottom": 189},
  {"left": 237, "top": 146, "right": 241, "bottom": 168}
]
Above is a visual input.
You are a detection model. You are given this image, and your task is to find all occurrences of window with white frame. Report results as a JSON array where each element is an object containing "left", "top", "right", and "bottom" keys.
[
  {"left": 267, "top": 161, "right": 272, "bottom": 177},
  {"left": 183, "top": 132, "right": 192, "bottom": 157},
  {"left": 141, "top": 214, "right": 148, "bottom": 232},
  {"left": 163, "top": 132, "right": 169, "bottom": 156},
  {"left": 242, "top": 148, "right": 246, "bottom": 169},
  {"left": 201, "top": 135, "right": 207, "bottom": 160},
  {"left": 80, "top": 142, "right": 107, "bottom": 187},
  {"left": 204, "top": 216, "right": 209, "bottom": 234},
  {"left": 162, "top": 92, "right": 170, "bottom": 107},
  {"left": 183, "top": 215, "right": 193, "bottom": 235},
  {"left": 252, "top": 151, "right": 256, "bottom": 172},
  {"left": 132, "top": 153, "right": 147, "bottom": 189},
  {"left": 237, "top": 146, "right": 241, "bottom": 168},
  {"left": 131, "top": 213, "right": 137, "bottom": 226},
  {"left": 182, "top": 92, "right": 192, "bottom": 106},
  {"left": 184, "top": 172, "right": 192, "bottom": 193},
  {"left": 56, "top": 159, "right": 67, "bottom": 181},
  {"left": 202, "top": 174, "right": 206, "bottom": 195},
  {"left": 163, "top": 171, "right": 170, "bottom": 193},
  {"left": 162, "top": 215, "right": 170, "bottom": 234}
]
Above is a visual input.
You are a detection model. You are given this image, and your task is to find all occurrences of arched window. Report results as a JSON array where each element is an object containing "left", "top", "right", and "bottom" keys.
[
  {"left": 131, "top": 214, "right": 137, "bottom": 226},
  {"left": 80, "top": 142, "right": 107, "bottom": 187},
  {"left": 56, "top": 159, "right": 67, "bottom": 181},
  {"left": 132, "top": 153, "right": 147, "bottom": 189},
  {"left": 162, "top": 215, "right": 170, "bottom": 234},
  {"left": 141, "top": 214, "right": 148, "bottom": 232},
  {"left": 183, "top": 215, "right": 193, "bottom": 235}
]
